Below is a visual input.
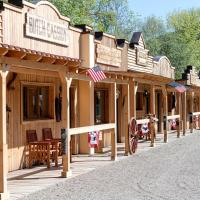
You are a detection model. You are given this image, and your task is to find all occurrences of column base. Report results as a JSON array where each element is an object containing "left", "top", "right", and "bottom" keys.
[
  {"left": 61, "top": 170, "right": 72, "bottom": 178},
  {"left": 124, "top": 152, "right": 129, "bottom": 156},
  {"left": 89, "top": 147, "right": 94, "bottom": 155},
  {"left": 150, "top": 143, "right": 155, "bottom": 147},
  {"left": 0, "top": 192, "right": 9, "bottom": 200},
  {"left": 111, "top": 156, "right": 117, "bottom": 161}
]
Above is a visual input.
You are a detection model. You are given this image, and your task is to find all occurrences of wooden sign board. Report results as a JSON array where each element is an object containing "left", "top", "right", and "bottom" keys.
[
  {"left": 189, "top": 68, "right": 200, "bottom": 86},
  {"left": 25, "top": 13, "right": 69, "bottom": 46},
  {"left": 96, "top": 44, "right": 121, "bottom": 67},
  {"left": 136, "top": 48, "right": 148, "bottom": 66}
]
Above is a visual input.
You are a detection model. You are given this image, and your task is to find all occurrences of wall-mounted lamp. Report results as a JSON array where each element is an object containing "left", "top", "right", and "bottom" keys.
[
  {"left": 116, "top": 89, "right": 120, "bottom": 99},
  {"left": 143, "top": 90, "right": 148, "bottom": 97}
]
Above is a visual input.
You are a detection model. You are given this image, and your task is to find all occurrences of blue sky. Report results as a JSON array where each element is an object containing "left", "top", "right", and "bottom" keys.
[{"left": 128, "top": 0, "right": 200, "bottom": 19}]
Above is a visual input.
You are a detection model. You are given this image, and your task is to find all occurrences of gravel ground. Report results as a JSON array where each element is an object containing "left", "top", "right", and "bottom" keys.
[{"left": 20, "top": 133, "right": 200, "bottom": 200}]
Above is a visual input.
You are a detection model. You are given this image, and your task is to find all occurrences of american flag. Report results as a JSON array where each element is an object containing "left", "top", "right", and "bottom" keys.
[
  {"left": 168, "top": 82, "right": 186, "bottom": 93},
  {"left": 87, "top": 65, "right": 106, "bottom": 82}
]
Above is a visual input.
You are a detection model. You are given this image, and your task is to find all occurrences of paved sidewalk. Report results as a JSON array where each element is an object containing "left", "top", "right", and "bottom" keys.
[{"left": 7, "top": 131, "right": 187, "bottom": 200}]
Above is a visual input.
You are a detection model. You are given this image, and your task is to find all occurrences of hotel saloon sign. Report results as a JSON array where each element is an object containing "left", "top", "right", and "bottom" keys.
[{"left": 25, "top": 13, "right": 69, "bottom": 46}]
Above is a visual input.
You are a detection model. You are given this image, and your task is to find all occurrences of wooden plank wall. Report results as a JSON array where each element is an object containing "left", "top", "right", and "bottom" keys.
[
  {"left": 3, "top": 3, "right": 80, "bottom": 58},
  {"left": 7, "top": 73, "right": 62, "bottom": 171},
  {"left": 95, "top": 35, "right": 127, "bottom": 72},
  {"left": 0, "top": 13, "right": 3, "bottom": 43},
  {"left": 128, "top": 49, "right": 153, "bottom": 73}
]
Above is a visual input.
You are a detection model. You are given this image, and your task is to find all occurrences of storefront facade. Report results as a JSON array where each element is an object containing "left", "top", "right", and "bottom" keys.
[
  {"left": 0, "top": 1, "right": 82, "bottom": 198},
  {"left": 0, "top": 1, "right": 195, "bottom": 199}
]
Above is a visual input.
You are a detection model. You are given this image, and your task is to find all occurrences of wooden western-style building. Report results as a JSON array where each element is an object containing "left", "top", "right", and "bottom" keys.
[
  {"left": 178, "top": 65, "right": 200, "bottom": 132},
  {"left": 0, "top": 1, "right": 82, "bottom": 198},
  {"left": 0, "top": 1, "right": 199, "bottom": 199}
]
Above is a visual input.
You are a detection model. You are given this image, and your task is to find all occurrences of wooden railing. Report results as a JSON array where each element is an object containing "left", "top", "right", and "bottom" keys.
[
  {"left": 163, "top": 114, "right": 181, "bottom": 142},
  {"left": 189, "top": 112, "right": 200, "bottom": 133},
  {"left": 68, "top": 123, "right": 115, "bottom": 136},
  {"left": 68, "top": 123, "right": 116, "bottom": 160},
  {"left": 136, "top": 117, "right": 158, "bottom": 147}
]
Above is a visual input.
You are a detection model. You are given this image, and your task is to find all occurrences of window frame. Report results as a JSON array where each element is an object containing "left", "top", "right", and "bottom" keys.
[
  {"left": 136, "top": 92, "right": 143, "bottom": 111},
  {"left": 94, "top": 89, "right": 109, "bottom": 125},
  {"left": 21, "top": 81, "right": 55, "bottom": 123}
]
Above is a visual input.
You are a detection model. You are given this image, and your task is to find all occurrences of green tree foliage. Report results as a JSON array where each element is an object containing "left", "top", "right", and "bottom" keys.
[
  {"left": 140, "top": 16, "right": 166, "bottom": 56},
  {"left": 141, "top": 9, "right": 200, "bottom": 79},
  {"left": 22, "top": 1, "right": 200, "bottom": 79},
  {"left": 27, "top": 0, "right": 138, "bottom": 40}
]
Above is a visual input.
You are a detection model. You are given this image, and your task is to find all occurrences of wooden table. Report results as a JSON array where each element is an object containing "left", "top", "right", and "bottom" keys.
[{"left": 28, "top": 140, "right": 60, "bottom": 168}]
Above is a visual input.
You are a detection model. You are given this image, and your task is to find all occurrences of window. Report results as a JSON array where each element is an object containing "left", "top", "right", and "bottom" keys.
[
  {"left": 168, "top": 93, "right": 176, "bottom": 112},
  {"left": 136, "top": 92, "right": 143, "bottom": 110},
  {"left": 23, "top": 85, "right": 52, "bottom": 121},
  {"left": 94, "top": 90, "right": 109, "bottom": 124}
]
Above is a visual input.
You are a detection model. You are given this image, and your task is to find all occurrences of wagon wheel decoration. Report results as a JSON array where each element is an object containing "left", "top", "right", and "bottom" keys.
[{"left": 129, "top": 117, "right": 138, "bottom": 154}]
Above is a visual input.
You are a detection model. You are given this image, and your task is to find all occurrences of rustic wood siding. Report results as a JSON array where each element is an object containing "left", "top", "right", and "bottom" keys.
[
  {"left": 3, "top": 3, "right": 80, "bottom": 58},
  {"left": 95, "top": 35, "right": 127, "bottom": 72},
  {"left": 7, "top": 73, "right": 63, "bottom": 171},
  {"left": 128, "top": 49, "right": 152, "bottom": 73}
]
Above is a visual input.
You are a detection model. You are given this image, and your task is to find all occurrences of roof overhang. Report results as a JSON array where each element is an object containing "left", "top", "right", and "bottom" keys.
[{"left": 0, "top": 44, "right": 81, "bottom": 73}]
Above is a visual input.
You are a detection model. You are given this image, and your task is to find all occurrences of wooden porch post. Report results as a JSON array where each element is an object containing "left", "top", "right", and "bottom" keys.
[
  {"left": 176, "top": 92, "right": 181, "bottom": 138},
  {"left": 0, "top": 69, "right": 9, "bottom": 200},
  {"left": 182, "top": 91, "right": 187, "bottom": 136},
  {"left": 162, "top": 88, "right": 168, "bottom": 143},
  {"left": 60, "top": 73, "right": 72, "bottom": 178},
  {"left": 124, "top": 84, "right": 130, "bottom": 156},
  {"left": 198, "top": 94, "right": 200, "bottom": 129},
  {"left": 129, "top": 80, "right": 137, "bottom": 118},
  {"left": 189, "top": 92, "right": 194, "bottom": 133},
  {"left": 150, "top": 85, "right": 155, "bottom": 147},
  {"left": 79, "top": 80, "right": 94, "bottom": 154},
  {"left": 111, "top": 82, "right": 117, "bottom": 161}
]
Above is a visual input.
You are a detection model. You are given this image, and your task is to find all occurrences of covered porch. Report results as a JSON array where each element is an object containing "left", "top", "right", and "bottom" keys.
[{"left": 0, "top": 44, "right": 81, "bottom": 199}]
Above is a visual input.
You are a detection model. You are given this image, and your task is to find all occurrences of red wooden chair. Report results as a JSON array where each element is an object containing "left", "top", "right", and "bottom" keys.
[
  {"left": 26, "top": 130, "right": 51, "bottom": 168},
  {"left": 42, "top": 128, "right": 61, "bottom": 166}
]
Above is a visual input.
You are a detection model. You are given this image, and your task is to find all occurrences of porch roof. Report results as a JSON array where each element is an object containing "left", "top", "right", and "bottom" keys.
[
  {"left": 105, "top": 70, "right": 174, "bottom": 85},
  {"left": 0, "top": 43, "right": 81, "bottom": 69}
]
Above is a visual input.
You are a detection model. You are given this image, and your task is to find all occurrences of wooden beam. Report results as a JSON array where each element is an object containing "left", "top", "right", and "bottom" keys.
[
  {"left": 0, "top": 56, "right": 66, "bottom": 72},
  {"left": 123, "top": 84, "right": 130, "bottom": 156},
  {"left": 110, "top": 82, "right": 117, "bottom": 161},
  {"left": 176, "top": 93, "right": 181, "bottom": 138},
  {"left": 59, "top": 72, "right": 72, "bottom": 178},
  {"left": 150, "top": 85, "right": 155, "bottom": 115},
  {"left": 0, "top": 49, "right": 8, "bottom": 56},
  {"left": 162, "top": 88, "right": 168, "bottom": 143},
  {"left": 182, "top": 92, "right": 187, "bottom": 136},
  {"left": 129, "top": 80, "right": 137, "bottom": 118},
  {"left": 69, "top": 124, "right": 115, "bottom": 135},
  {"left": 66, "top": 72, "right": 129, "bottom": 84},
  {"left": 0, "top": 67, "right": 8, "bottom": 199},
  {"left": 6, "top": 50, "right": 26, "bottom": 59},
  {"left": 9, "top": 66, "right": 60, "bottom": 77},
  {"left": 134, "top": 78, "right": 166, "bottom": 86},
  {"left": 39, "top": 57, "right": 57, "bottom": 64},
  {"left": 23, "top": 54, "right": 43, "bottom": 61},
  {"left": 189, "top": 92, "right": 194, "bottom": 133}
]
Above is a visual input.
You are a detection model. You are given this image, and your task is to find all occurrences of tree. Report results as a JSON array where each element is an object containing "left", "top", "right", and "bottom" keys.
[
  {"left": 27, "top": 0, "right": 138, "bottom": 40},
  {"left": 140, "top": 9, "right": 200, "bottom": 78},
  {"left": 140, "top": 16, "right": 166, "bottom": 56}
]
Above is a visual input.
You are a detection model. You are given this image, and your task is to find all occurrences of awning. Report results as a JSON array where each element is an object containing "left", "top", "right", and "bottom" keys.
[
  {"left": 167, "top": 82, "right": 187, "bottom": 93},
  {"left": 0, "top": 43, "right": 81, "bottom": 67}
]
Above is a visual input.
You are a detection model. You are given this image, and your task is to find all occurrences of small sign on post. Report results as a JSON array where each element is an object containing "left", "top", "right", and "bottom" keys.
[
  {"left": 88, "top": 131, "right": 99, "bottom": 148},
  {"left": 61, "top": 128, "right": 67, "bottom": 155}
]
